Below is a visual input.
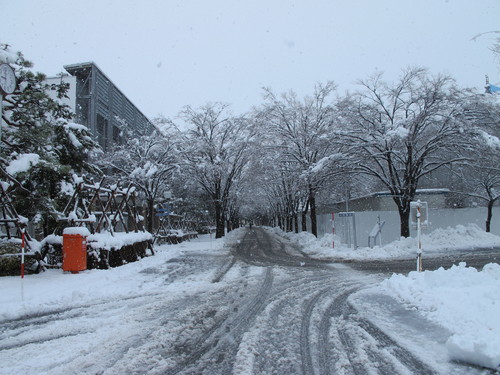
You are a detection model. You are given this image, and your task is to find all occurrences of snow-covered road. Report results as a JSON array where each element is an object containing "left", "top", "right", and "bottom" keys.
[{"left": 0, "top": 227, "right": 496, "bottom": 374}]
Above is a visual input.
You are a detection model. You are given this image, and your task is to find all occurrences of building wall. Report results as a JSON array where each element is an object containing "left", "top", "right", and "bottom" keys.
[
  {"left": 45, "top": 75, "right": 77, "bottom": 112},
  {"left": 326, "top": 190, "right": 450, "bottom": 213},
  {"left": 298, "top": 189, "right": 497, "bottom": 247},
  {"left": 53, "top": 62, "right": 157, "bottom": 151},
  {"left": 312, "top": 207, "right": 497, "bottom": 248}
]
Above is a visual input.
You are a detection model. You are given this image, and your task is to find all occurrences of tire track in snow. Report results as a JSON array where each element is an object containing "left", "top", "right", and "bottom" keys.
[
  {"left": 164, "top": 266, "right": 273, "bottom": 374},
  {"left": 317, "top": 286, "right": 360, "bottom": 375},
  {"left": 211, "top": 256, "right": 237, "bottom": 283},
  {"left": 300, "top": 288, "right": 331, "bottom": 375},
  {"left": 328, "top": 286, "right": 438, "bottom": 375}
]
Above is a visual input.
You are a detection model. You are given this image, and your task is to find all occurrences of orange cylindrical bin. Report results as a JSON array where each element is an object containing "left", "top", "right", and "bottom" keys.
[{"left": 62, "top": 227, "right": 90, "bottom": 273}]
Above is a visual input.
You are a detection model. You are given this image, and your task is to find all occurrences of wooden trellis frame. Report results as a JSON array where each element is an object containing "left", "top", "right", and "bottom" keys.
[
  {"left": 57, "top": 178, "right": 145, "bottom": 235},
  {"left": 0, "top": 183, "right": 33, "bottom": 249},
  {"left": 154, "top": 207, "right": 198, "bottom": 244},
  {"left": 53, "top": 177, "right": 155, "bottom": 264}
]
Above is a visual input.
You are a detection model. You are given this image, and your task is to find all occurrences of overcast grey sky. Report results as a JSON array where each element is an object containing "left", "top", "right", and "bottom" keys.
[{"left": 2, "top": 0, "right": 499, "bottom": 119}]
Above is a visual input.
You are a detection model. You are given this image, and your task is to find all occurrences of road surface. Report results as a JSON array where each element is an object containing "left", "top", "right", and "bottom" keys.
[{"left": 0, "top": 227, "right": 497, "bottom": 374}]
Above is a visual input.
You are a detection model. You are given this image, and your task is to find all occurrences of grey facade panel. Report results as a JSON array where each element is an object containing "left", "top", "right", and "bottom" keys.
[{"left": 63, "top": 62, "right": 156, "bottom": 151}]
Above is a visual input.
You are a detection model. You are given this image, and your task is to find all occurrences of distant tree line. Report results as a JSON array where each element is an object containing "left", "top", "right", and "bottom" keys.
[{"left": 2, "top": 43, "right": 500, "bottom": 240}]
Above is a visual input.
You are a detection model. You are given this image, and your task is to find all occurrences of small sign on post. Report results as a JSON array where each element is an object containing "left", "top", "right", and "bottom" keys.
[{"left": 410, "top": 200, "right": 428, "bottom": 272}]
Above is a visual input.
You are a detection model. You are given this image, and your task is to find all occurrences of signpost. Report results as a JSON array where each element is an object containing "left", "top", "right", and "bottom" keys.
[
  {"left": 410, "top": 200, "right": 428, "bottom": 272},
  {"left": 155, "top": 207, "right": 171, "bottom": 217}
]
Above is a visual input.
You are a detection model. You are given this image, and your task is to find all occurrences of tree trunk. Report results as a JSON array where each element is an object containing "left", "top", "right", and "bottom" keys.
[
  {"left": 286, "top": 215, "right": 292, "bottom": 232},
  {"left": 486, "top": 200, "right": 494, "bottom": 232},
  {"left": 309, "top": 191, "right": 317, "bottom": 237},
  {"left": 301, "top": 199, "right": 309, "bottom": 232},
  {"left": 398, "top": 205, "right": 411, "bottom": 238},
  {"left": 294, "top": 212, "right": 299, "bottom": 233},
  {"left": 215, "top": 202, "right": 225, "bottom": 238},
  {"left": 147, "top": 198, "right": 155, "bottom": 233}
]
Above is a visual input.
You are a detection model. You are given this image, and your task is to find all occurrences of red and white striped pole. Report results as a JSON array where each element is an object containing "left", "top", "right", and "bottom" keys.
[
  {"left": 21, "top": 229, "right": 25, "bottom": 279},
  {"left": 331, "top": 212, "right": 335, "bottom": 248}
]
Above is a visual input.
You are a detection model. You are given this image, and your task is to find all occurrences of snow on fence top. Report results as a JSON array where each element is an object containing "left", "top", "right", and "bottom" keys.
[
  {"left": 42, "top": 230, "right": 153, "bottom": 251},
  {"left": 87, "top": 231, "right": 153, "bottom": 251}
]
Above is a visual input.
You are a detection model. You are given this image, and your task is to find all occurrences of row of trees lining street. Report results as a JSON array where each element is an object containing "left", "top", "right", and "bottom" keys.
[{"left": 2, "top": 43, "right": 500, "bottom": 240}]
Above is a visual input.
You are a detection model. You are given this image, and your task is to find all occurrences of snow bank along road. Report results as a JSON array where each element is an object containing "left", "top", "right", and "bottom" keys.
[{"left": 0, "top": 228, "right": 497, "bottom": 374}]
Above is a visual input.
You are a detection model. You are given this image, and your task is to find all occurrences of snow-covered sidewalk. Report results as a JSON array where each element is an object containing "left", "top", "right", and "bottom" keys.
[{"left": 0, "top": 234, "right": 227, "bottom": 321}]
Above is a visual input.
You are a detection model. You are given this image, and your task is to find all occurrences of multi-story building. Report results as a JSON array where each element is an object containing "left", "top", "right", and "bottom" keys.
[{"left": 46, "top": 61, "right": 156, "bottom": 150}]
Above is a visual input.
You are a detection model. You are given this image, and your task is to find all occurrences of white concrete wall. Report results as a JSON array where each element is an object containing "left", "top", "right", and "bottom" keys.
[{"left": 311, "top": 207, "right": 498, "bottom": 247}]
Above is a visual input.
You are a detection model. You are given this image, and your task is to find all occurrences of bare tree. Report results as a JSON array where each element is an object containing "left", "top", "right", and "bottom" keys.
[
  {"left": 259, "top": 83, "right": 344, "bottom": 236},
  {"left": 99, "top": 129, "right": 178, "bottom": 233},
  {"left": 180, "top": 103, "right": 251, "bottom": 238},
  {"left": 457, "top": 94, "right": 500, "bottom": 232},
  {"left": 339, "top": 68, "right": 471, "bottom": 237}
]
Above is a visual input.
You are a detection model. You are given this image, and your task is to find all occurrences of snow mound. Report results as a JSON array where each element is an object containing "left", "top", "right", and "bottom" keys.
[
  {"left": 422, "top": 224, "right": 500, "bottom": 251},
  {"left": 381, "top": 262, "right": 500, "bottom": 370},
  {"left": 268, "top": 224, "right": 500, "bottom": 260}
]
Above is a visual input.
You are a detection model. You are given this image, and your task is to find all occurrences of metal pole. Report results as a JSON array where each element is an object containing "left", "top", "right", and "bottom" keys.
[
  {"left": 21, "top": 229, "right": 25, "bottom": 278},
  {"left": 416, "top": 206, "right": 422, "bottom": 272},
  {"left": 346, "top": 216, "right": 351, "bottom": 248}
]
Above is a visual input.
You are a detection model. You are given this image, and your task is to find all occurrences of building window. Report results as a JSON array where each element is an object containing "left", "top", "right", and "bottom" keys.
[
  {"left": 97, "top": 114, "right": 108, "bottom": 150},
  {"left": 113, "top": 125, "right": 121, "bottom": 144}
]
